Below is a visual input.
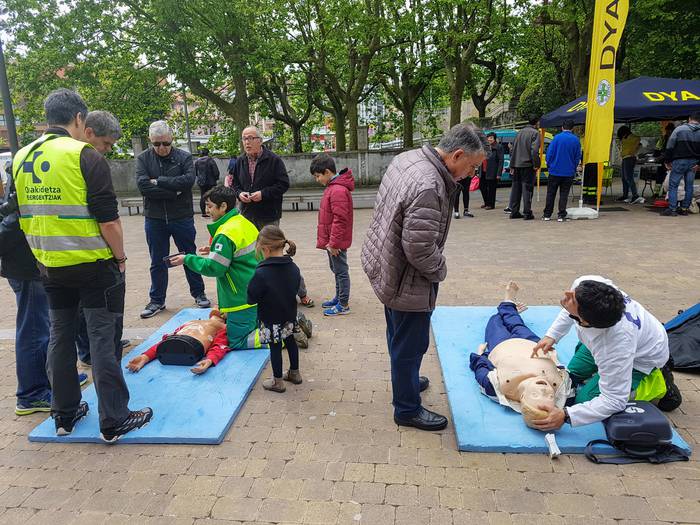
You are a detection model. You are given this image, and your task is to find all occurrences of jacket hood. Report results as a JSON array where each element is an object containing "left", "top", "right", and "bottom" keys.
[
  {"left": 257, "top": 255, "right": 295, "bottom": 267},
  {"left": 329, "top": 168, "right": 355, "bottom": 192},
  {"left": 687, "top": 122, "right": 700, "bottom": 132}
]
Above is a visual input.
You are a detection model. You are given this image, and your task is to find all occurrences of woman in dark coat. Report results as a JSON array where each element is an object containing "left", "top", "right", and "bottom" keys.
[{"left": 481, "top": 133, "right": 504, "bottom": 209}]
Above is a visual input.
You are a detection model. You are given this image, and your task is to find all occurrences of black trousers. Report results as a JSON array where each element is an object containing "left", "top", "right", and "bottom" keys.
[
  {"left": 482, "top": 178, "right": 497, "bottom": 208},
  {"left": 42, "top": 260, "right": 130, "bottom": 429},
  {"left": 508, "top": 167, "right": 535, "bottom": 216},
  {"left": 198, "top": 184, "right": 216, "bottom": 215},
  {"left": 543, "top": 175, "right": 574, "bottom": 218},
  {"left": 270, "top": 335, "right": 300, "bottom": 378},
  {"left": 384, "top": 306, "right": 432, "bottom": 418},
  {"left": 453, "top": 177, "right": 471, "bottom": 213}
]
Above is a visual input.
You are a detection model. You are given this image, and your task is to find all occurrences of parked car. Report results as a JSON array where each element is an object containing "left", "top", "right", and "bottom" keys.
[{"left": 482, "top": 129, "right": 553, "bottom": 184}]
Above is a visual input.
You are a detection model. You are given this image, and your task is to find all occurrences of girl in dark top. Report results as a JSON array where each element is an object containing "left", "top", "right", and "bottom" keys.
[{"left": 247, "top": 225, "right": 302, "bottom": 393}]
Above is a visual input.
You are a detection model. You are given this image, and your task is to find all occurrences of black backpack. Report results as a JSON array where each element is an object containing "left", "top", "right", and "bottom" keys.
[{"left": 585, "top": 401, "right": 689, "bottom": 464}]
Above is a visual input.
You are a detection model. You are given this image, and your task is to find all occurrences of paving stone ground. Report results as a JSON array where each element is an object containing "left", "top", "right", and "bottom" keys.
[{"left": 0, "top": 185, "right": 698, "bottom": 524}]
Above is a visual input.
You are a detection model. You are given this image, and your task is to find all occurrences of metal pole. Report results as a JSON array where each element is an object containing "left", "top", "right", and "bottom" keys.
[
  {"left": 182, "top": 85, "right": 193, "bottom": 153},
  {"left": 0, "top": 38, "right": 19, "bottom": 155}
]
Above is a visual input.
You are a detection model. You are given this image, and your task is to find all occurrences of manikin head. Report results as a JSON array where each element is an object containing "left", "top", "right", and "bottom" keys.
[{"left": 518, "top": 377, "right": 556, "bottom": 428}]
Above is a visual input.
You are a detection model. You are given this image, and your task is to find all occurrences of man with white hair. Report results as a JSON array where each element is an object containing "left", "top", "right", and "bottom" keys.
[{"left": 136, "top": 120, "right": 210, "bottom": 319}]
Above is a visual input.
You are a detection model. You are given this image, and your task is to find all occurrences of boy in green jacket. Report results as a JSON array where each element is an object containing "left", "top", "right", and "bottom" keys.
[{"left": 169, "top": 186, "right": 261, "bottom": 349}]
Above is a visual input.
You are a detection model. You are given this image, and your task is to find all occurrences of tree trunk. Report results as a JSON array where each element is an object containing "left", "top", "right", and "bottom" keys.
[
  {"left": 334, "top": 111, "right": 347, "bottom": 152},
  {"left": 347, "top": 102, "right": 359, "bottom": 151},
  {"left": 232, "top": 74, "right": 251, "bottom": 136},
  {"left": 403, "top": 110, "right": 414, "bottom": 148},
  {"left": 449, "top": 83, "right": 463, "bottom": 127},
  {"left": 291, "top": 124, "right": 303, "bottom": 153}
]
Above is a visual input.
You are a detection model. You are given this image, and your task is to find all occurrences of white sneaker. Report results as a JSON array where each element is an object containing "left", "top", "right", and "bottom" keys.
[
  {"left": 453, "top": 212, "right": 460, "bottom": 219},
  {"left": 632, "top": 196, "right": 645, "bottom": 204},
  {"left": 542, "top": 217, "right": 551, "bottom": 221},
  {"left": 623, "top": 197, "right": 632, "bottom": 203}
]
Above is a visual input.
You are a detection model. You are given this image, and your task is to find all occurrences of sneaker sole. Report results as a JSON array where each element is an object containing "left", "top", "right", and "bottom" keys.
[
  {"left": 100, "top": 419, "right": 151, "bottom": 444},
  {"left": 393, "top": 417, "right": 448, "bottom": 431},
  {"left": 56, "top": 405, "right": 90, "bottom": 436},
  {"left": 324, "top": 310, "right": 350, "bottom": 316},
  {"left": 15, "top": 406, "right": 51, "bottom": 416}
]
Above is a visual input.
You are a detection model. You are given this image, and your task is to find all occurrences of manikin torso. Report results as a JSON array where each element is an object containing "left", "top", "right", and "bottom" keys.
[
  {"left": 175, "top": 317, "right": 226, "bottom": 348},
  {"left": 488, "top": 338, "right": 563, "bottom": 403}
]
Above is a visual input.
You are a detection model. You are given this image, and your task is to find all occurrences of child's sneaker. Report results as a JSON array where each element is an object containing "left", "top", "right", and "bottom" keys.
[
  {"left": 283, "top": 369, "right": 303, "bottom": 384},
  {"left": 15, "top": 399, "right": 51, "bottom": 416},
  {"left": 321, "top": 297, "right": 338, "bottom": 308},
  {"left": 100, "top": 407, "right": 153, "bottom": 443},
  {"left": 55, "top": 401, "right": 89, "bottom": 436},
  {"left": 262, "top": 377, "right": 286, "bottom": 393},
  {"left": 324, "top": 303, "right": 350, "bottom": 316}
]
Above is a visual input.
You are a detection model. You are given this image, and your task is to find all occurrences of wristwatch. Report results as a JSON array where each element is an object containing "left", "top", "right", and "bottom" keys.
[{"left": 563, "top": 407, "right": 571, "bottom": 425}]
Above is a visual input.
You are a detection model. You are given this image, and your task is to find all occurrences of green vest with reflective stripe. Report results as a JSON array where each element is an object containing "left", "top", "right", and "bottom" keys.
[
  {"left": 13, "top": 134, "right": 113, "bottom": 267},
  {"left": 212, "top": 210, "right": 259, "bottom": 313}
]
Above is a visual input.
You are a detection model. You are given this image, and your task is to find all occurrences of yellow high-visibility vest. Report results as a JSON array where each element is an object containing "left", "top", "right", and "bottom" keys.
[{"left": 13, "top": 134, "right": 113, "bottom": 267}]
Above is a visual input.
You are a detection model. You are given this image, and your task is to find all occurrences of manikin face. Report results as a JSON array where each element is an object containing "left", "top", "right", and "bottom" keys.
[{"left": 519, "top": 377, "right": 556, "bottom": 428}]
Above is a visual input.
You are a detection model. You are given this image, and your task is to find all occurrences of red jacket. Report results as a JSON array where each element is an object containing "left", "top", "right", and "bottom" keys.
[
  {"left": 317, "top": 168, "right": 354, "bottom": 250},
  {"left": 143, "top": 325, "right": 230, "bottom": 365}
]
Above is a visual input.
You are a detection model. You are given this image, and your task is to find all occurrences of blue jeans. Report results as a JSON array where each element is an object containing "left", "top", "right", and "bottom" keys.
[
  {"left": 385, "top": 306, "right": 433, "bottom": 418},
  {"left": 145, "top": 217, "right": 205, "bottom": 304},
  {"left": 8, "top": 279, "right": 51, "bottom": 403},
  {"left": 327, "top": 250, "right": 350, "bottom": 306},
  {"left": 469, "top": 302, "right": 540, "bottom": 398},
  {"left": 667, "top": 158, "right": 697, "bottom": 211},
  {"left": 621, "top": 157, "right": 639, "bottom": 199}
]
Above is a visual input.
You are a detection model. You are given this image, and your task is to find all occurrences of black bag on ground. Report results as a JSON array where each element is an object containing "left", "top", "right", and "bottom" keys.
[
  {"left": 665, "top": 305, "right": 700, "bottom": 371},
  {"left": 585, "top": 401, "right": 689, "bottom": 464},
  {"left": 156, "top": 334, "right": 205, "bottom": 366}
]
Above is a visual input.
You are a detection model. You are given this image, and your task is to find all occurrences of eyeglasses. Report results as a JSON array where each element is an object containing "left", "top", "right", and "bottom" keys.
[
  {"left": 242, "top": 136, "right": 261, "bottom": 142},
  {"left": 152, "top": 141, "right": 172, "bottom": 147}
]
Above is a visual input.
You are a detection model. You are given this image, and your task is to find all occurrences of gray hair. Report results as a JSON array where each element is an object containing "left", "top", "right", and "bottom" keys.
[
  {"left": 149, "top": 120, "right": 173, "bottom": 138},
  {"left": 437, "top": 123, "right": 488, "bottom": 155},
  {"left": 44, "top": 88, "right": 88, "bottom": 126},
  {"left": 242, "top": 126, "right": 262, "bottom": 138},
  {"left": 85, "top": 110, "right": 122, "bottom": 140}
]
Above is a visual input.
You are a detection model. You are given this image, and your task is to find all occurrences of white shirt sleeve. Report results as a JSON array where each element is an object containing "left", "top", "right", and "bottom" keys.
[
  {"left": 545, "top": 309, "right": 575, "bottom": 342},
  {"left": 568, "top": 331, "right": 634, "bottom": 426}
]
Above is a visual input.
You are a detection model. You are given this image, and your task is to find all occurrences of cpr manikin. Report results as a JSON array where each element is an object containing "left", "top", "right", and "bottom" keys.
[
  {"left": 469, "top": 282, "right": 571, "bottom": 428},
  {"left": 127, "top": 310, "right": 232, "bottom": 375}
]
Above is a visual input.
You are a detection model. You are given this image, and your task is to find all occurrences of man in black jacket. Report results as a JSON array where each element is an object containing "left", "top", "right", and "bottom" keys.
[
  {"left": 195, "top": 148, "right": 220, "bottom": 217},
  {"left": 136, "top": 120, "right": 210, "bottom": 319},
  {"left": 232, "top": 126, "right": 314, "bottom": 307},
  {"left": 232, "top": 126, "right": 290, "bottom": 229}
]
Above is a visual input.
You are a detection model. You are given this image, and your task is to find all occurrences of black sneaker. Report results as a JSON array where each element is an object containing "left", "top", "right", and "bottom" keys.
[
  {"left": 55, "top": 401, "right": 89, "bottom": 436},
  {"left": 503, "top": 207, "right": 512, "bottom": 214},
  {"left": 510, "top": 212, "right": 524, "bottom": 219},
  {"left": 195, "top": 294, "right": 211, "bottom": 308},
  {"left": 140, "top": 302, "right": 165, "bottom": 319},
  {"left": 678, "top": 208, "right": 689, "bottom": 216},
  {"left": 523, "top": 213, "right": 535, "bottom": 221},
  {"left": 660, "top": 208, "right": 677, "bottom": 217},
  {"left": 615, "top": 196, "right": 628, "bottom": 202},
  {"left": 100, "top": 408, "right": 153, "bottom": 443}
]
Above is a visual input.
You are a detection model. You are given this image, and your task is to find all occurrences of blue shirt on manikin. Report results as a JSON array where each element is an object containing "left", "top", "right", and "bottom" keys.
[{"left": 545, "top": 130, "right": 582, "bottom": 177}]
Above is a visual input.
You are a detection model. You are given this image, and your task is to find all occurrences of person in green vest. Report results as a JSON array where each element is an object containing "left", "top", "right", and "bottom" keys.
[
  {"left": 169, "top": 185, "right": 261, "bottom": 348},
  {"left": 13, "top": 88, "right": 152, "bottom": 442}
]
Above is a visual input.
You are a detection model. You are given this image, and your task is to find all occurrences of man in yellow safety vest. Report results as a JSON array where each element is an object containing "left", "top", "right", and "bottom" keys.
[{"left": 13, "top": 89, "right": 152, "bottom": 442}]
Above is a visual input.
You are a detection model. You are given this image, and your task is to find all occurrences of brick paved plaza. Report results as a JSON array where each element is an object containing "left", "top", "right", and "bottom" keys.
[{"left": 0, "top": 187, "right": 699, "bottom": 524}]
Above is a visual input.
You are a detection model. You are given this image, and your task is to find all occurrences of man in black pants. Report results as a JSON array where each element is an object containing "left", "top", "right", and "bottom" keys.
[
  {"left": 542, "top": 119, "right": 581, "bottom": 222},
  {"left": 453, "top": 175, "right": 474, "bottom": 218},
  {"left": 508, "top": 116, "right": 541, "bottom": 220},
  {"left": 195, "top": 148, "right": 220, "bottom": 217},
  {"left": 480, "top": 133, "right": 504, "bottom": 209}
]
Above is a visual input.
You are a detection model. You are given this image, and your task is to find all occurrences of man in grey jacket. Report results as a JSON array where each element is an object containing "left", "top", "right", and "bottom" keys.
[
  {"left": 361, "top": 123, "right": 487, "bottom": 431},
  {"left": 507, "top": 116, "right": 541, "bottom": 220}
]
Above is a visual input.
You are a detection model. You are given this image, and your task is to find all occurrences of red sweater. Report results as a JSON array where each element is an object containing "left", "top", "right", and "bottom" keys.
[
  {"left": 317, "top": 168, "right": 354, "bottom": 250},
  {"left": 143, "top": 325, "right": 230, "bottom": 365}
]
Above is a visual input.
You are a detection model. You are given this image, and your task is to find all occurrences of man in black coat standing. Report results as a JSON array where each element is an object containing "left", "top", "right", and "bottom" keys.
[
  {"left": 232, "top": 126, "right": 289, "bottom": 229},
  {"left": 232, "top": 126, "right": 314, "bottom": 307},
  {"left": 195, "top": 147, "right": 220, "bottom": 217}
]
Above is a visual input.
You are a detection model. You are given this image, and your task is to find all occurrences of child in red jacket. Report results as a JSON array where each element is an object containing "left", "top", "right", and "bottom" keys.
[{"left": 310, "top": 153, "right": 354, "bottom": 316}]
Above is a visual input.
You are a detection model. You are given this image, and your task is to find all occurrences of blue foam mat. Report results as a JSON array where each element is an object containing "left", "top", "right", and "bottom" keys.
[
  {"left": 432, "top": 305, "right": 692, "bottom": 454},
  {"left": 29, "top": 308, "right": 269, "bottom": 444}
]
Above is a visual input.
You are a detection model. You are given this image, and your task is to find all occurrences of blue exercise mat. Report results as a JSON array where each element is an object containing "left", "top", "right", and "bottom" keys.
[
  {"left": 29, "top": 308, "right": 269, "bottom": 444},
  {"left": 432, "top": 305, "right": 692, "bottom": 454}
]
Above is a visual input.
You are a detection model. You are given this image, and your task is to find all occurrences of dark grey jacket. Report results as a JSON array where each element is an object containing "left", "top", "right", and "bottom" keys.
[
  {"left": 136, "top": 147, "right": 195, "bottom": 221},
  {"left": 361, "top": 145, "right": 457, "bottom": 312},
  {"left": 510, "top": 125, "right": 541, "bottom": 169}
]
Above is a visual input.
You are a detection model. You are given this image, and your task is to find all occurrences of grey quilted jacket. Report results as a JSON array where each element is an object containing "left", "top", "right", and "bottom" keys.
[{"left": 361, "top": 145, "right": 457, "bottom": 312}]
